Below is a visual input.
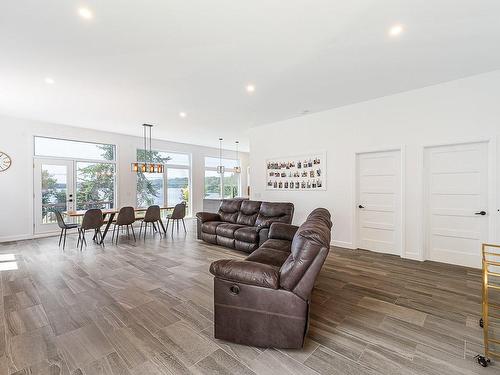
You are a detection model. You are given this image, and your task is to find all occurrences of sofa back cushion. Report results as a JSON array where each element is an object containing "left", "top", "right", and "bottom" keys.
[
  {"left": 255, "top": 202, "right": 294, "bottom": 227},
  {"left": 218, "top": 199, "right": 243, "bottom": 223},
  {"left": 279, "top": 208, "right": 332, "bottom": 294},
  {"left": 236, "top": 200, "right": 262, "bottom": 226}
]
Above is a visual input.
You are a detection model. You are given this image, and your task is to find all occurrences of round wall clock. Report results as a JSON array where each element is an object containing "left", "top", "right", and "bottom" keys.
[{"left": 0, "top": 151, "right": 12, "bottom": 172}]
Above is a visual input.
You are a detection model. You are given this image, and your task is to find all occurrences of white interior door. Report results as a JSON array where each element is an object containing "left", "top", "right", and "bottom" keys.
[
  {"left": 357, "top": 150, "right": 402, "bottom": 255},
  {"left": 425, "top": 142, "right": 489, "bottom": 268},
  {"left": 34, "top": 158, "right": 75, "bottom": 234}
]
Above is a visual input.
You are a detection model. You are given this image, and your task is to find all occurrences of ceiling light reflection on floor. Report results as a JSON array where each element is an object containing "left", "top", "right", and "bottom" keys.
[
  {"left": 0, "top": 254, "right": 16, "bottom": 262},
  {"left": 0, "top": 262, "right": 18, "bottom": 271}
]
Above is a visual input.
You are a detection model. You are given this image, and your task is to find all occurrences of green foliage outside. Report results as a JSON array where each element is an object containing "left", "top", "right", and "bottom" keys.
[
  {"left": 204, "top": 173, "right": 239, "bottom": 198},
  {"left": 136, "top": 149, "right": 171, "bottom": 207},
  {"left": 76, "top": 144, "right": 115, "bottom": 209}
]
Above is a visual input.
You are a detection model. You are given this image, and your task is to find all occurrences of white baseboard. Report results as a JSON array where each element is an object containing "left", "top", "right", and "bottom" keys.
[
  {"left": 0, "top": 234, "right": 33, "bottom": 243},
  {"left": 331, "top": 240, "right": 356, "bottom": 249},
  {"left": 403, "top": 252, "right": 425, "bottom": 261}
]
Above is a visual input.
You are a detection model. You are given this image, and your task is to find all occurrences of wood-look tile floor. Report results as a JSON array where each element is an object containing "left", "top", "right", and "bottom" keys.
[{"left": 0, "top": 219, "right": 497, "bottom": 374}]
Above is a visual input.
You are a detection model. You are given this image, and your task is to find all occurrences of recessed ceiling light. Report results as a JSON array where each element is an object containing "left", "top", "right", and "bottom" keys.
[
  {"left": 246, "top": 84, "right": 255, "bottom": 93},
  {"left": 44, "top": 77, "right": 55, "bottom": 85},
  {"left": 179, "top": 112, "right": 187, "bottom": 118},
  {"left": 78, "top": 7, "right": 93, "bottom": 20},
  {"left": 388, "top": 24, "right": 404, "bottom": 37}
]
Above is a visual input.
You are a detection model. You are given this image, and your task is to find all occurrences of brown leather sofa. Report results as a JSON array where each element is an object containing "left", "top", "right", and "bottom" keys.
[
  {"left": 209, "top": 208, "right": 332, "bottom": 348},
  {"left": 196, "top": 199, "right": 294, "bottom": 253}
]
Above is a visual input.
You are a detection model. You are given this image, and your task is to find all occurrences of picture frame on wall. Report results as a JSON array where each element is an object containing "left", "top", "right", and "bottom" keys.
[{"left": 265, "top": 151, "right": 327, "bottom": 191}]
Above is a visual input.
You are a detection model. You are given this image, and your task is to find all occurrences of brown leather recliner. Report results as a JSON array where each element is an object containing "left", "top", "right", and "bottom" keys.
[
  {"left": 196, "top": 199, "right": 294, "bottom": 253},
  {"left": 209, "top": 208, "right": 332, "bottom": 348}
]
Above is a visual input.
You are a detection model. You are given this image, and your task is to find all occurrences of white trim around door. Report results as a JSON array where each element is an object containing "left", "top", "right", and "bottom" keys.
[{"left": 355, "top": 149, "right": 403, "bottom": 257}]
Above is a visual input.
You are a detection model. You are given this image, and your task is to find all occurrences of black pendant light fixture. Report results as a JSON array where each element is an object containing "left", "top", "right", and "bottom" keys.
[{"left": 131, "top": 124, "right": 164, "bottom": 173}]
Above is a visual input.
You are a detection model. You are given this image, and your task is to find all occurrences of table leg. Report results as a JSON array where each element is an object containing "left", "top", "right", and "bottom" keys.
[
  {"left": 101, "top": 213, "right": 115, "bottom": 244},
  {"left": 159, "top": 219, "right": 167, "bottom": 234}
]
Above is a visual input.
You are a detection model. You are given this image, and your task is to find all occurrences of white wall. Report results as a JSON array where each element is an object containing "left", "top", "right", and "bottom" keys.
[
  {"left": 249, "top": 70, "right": 500, "bottom": 261},
  {"left": 0, "top": 115, "right": 249, "bottom": 242}
]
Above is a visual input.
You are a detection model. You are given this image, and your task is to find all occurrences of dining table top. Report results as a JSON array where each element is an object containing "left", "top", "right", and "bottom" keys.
[{"left": 64, "top": 206, "right": 175, "bottom": 217}]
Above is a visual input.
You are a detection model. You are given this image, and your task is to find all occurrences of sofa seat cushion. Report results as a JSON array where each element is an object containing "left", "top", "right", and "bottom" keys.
[
  {"left": 235, "top": 240, "right": 259, "bottom": 253},
  {"left": 202, "top": 221, "right": 225, "bottom": 235},
  {"left": 216, "top": 223, "right": 247, "bottom": 238},
  {"left": 262, "top": 239, "right": 292, "bottom": 253},
  {"left": 246, "top": 247, "right": 291, "bottom": 268},
  {"left": 234, "top": 226, "right": 260, "bottom": 243}
]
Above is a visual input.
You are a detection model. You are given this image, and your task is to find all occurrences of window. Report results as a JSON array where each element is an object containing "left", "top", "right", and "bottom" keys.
[
  {"left": 204, "top": 170, "right": 221, "bottom": 199},
  {"left": 167, "top": 169, "right": 189, "bottom": 206},
  {"left": 137, "top": 172, "right": 164, "bottom": 207},
  {"left": 76, "top": 162, "right": 116, "bottom": 210},
  {"left": 41, "top": 164, "right": 68, "bottom": 224},
  {"left": 224, "top": 171, "right": 239, "bottom": 199},
  {"left": 35, "top": 137, "right": 115, "bottom": 161},
  {"left": 204, "top": 157, "right": 240, "bottom": 199},
  {"left": 136, "top": 150, "right": 191, "bottom": 214}
]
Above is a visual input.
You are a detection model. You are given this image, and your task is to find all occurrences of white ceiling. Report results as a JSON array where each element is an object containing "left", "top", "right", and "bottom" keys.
[{"left": 1, "top": 1, "right": 500, "bottom": 151}]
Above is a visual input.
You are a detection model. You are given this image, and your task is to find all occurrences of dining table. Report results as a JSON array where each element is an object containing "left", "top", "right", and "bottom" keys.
[{"left": 64, "top": 206, "right": 174, "bottom": 244}]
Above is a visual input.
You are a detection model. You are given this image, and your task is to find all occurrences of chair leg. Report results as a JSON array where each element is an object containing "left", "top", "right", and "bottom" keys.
[
  {"left": 59, "top": 229, "right": 64, "bottom": 247},
  {"left": 98, "top": 229, "right": 105, "bottom": 247},
  {"left": 182, "top": 219, "right": 187, "bottom": 233},
  {"left": 112, "top": 224, "right": 116, "bottom": 243},
  {"left": 77, "top": 229, "right": 81, "bottom": 248},
  {"left": 63, "top": 228, "right": 67, "bottom": 250},
  {"left": 80, "top": 230, "right": 85, "bottom": 251},
  {"left": 139, "top": 221, "right": 143, "bottom": 237},
  {"left": 126, "top": 225, "right": 130, "bottom": 239},
  {"left": 131, "top": 225, "right": 136, "bottom": 241},
  {"left": 177, "top": 220, "right": 179, "bottom": 232},
  {"left": 143, "top": 222, "right": 147, "bottom": 239},
  {"left": 158, "top": 220, "right": 163, "bottom": 238},
  {"left": 116, "top": 225, "right": 120, "bottom": 244},
  {"left": 166, "top": 218, "right": 170, "bottom": 232}
]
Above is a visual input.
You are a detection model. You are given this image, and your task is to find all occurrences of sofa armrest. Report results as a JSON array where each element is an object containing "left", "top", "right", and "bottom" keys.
[
  {"left": 269, "top": 223, "right": 299, "bottom": 241},
  {"left": 196, "top": 212, "right": 221, "bottom": 223},
  {"left": 210, "top": 259, "right": 279, "bottom": 289}
]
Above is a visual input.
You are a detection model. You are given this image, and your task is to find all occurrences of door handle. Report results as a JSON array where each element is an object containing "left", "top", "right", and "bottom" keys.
[
  {"left": 358, "top": 205, "right": 365, "bottom": 209},
  {"left": 68, "top": 199, "right": 73, "bottom": 203},
  {"left": 475, "top": 211, "right": 487, "bottom": 216}
]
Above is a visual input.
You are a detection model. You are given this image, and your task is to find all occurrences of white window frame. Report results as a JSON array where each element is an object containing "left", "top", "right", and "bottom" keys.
[{"left": 204, "top": 157, "right": 241, "bottom": 199}]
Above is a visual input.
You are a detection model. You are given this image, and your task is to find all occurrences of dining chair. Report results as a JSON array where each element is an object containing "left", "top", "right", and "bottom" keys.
[
  {"left": 166, "top": 202, "right": 187, "bottom": 235},
  {"left": 112, "top": 206, "right": 136, "bottom": 244},
  {"left": 139, "top": 205, "right": 163, "bottom": 239},
  {"left": 77, "top": 208, "right": 104, "bottom": 251},
  {"left": 55, "top": 210, "right": 78, "bottom": 250}
]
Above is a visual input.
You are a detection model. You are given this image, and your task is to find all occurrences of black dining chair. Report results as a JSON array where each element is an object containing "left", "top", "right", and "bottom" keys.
[
  {"left": 55, "top": 210, "right": 77, "bottom": 250},
  {"left": 166, "top": 202, "right": 187, "bottom": 235},
  {"left": 112, "top": 206, "right": 136, "bottom": 244},
  {"left": 139, "top": 205, "right": 163, "bottom": 239},
  {"left": 77, "top": 209, "right": 104, "bottom": 251}
]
